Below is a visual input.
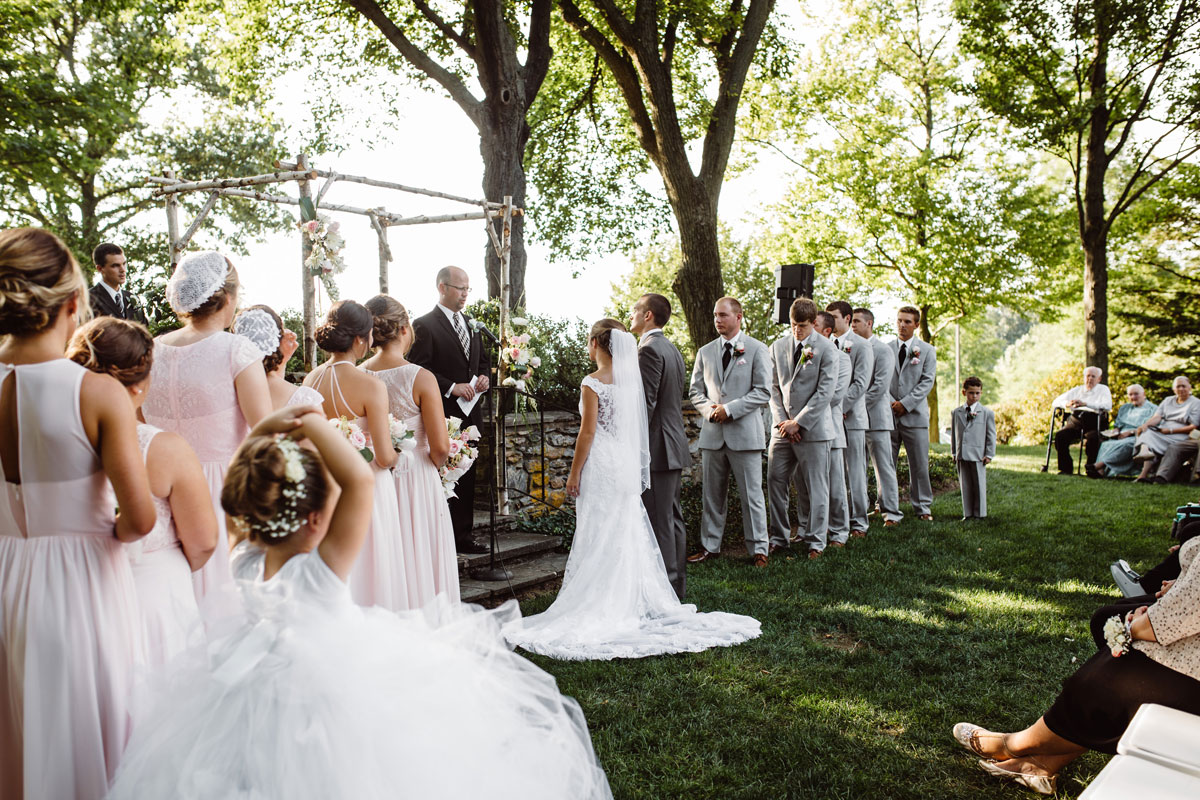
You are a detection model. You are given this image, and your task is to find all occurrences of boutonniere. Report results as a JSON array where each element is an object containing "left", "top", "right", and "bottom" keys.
[
  {"left": 909, "top": 345, "right": 921, "bottom": 366},
  {"left": 843, "top": 342, "right": 852, "bottom": 354},
  {"left": 734, "top": 341, "right": 746, "bottom": 356},
  {"left": 800, "top": 346, "right": 814, "bottom": 366},
  {"left": 966, "top": 407, "right": 978, "bottom": 422}
]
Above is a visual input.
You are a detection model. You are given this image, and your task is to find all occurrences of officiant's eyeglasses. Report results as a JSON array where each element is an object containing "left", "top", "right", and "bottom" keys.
[{"left": 443, "top": 282, "right": 471, "bottom": 294}]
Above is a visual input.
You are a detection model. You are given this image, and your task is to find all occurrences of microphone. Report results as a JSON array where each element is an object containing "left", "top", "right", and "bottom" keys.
[{"left": 468, "top": 318, "right": 500, "bottom": 344}]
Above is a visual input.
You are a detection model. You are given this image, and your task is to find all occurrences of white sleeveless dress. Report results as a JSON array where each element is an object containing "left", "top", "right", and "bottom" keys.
[
  {"left": 0, "top": 359, "right": 144, "bottom": 800},
  {"left": 368, "top": 363, "right": 460, "bottom": 607},
  {"left": 504, "top": 376, "right": 762, "bottom": 660},
  {"left": 107, "top": 549, "right": 613, "bottom": 800},
  {"left": 127, "top": 424, "right": 201, "bottom": 667}
]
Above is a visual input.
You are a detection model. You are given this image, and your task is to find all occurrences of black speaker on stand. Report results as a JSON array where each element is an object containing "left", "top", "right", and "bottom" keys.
[{"left": 774, "top": 263, "right": 815, "bottom": 324}]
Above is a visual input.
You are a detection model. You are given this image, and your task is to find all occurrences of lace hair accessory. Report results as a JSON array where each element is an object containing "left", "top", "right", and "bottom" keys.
[
  {"left": 259, "top": 437, "right": 308, "bottom": 539},
  {"left": 166, "top": 251, "right": 229, "bottom": 313},
  {"left": 233, "top": 308, "right": 282, "bottom": 357}
]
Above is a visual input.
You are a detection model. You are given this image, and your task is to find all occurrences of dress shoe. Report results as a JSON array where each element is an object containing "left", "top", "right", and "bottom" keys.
[
  {"left": 883, "top": 519, "right": 898, "bottom": 528},
  {"left": 952, "top": 722, "right": 1010, "bottom": 759},
  {"left": 918, "top": 514, "right": 933, "bottom": 522},
  {"left": 456, "top": 538, "right": 489, "bottom": 554},
  {"left": 1110, "top": 559, "right": 1144, "bottom": 598},
  {"left": 1133, "top": 445, "right": 1155, "bottom": 462},
  {"left": 687, "top": 549, "right": 718, "bottom": 564},
  {"left": 976, "top": 759, "right": 1057, "bottom": 795},
  {"left": 752, "top": 553, "right": 768, "bottom": 568},
  {"left": 828, "top": 541, "right": 845, "bottom": 548},
  {"left": 1151, "top": 475, "right": 1169, "bottom": 484},
  {"left": 850, "top": 529, "right": 867, "bottom": 538},
  {"left": 1085, "top": 464, "right": 1102, "bottom": 478},
  {"left": 1056, "top": 469, "right": 1073, "bottom": 475},
  {"left": 807, "top": 548, "right": 822, "bottom": 559}
]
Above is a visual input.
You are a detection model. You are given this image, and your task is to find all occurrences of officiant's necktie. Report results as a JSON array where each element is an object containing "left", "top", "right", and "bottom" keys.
[
  {"left": 898, "top": 341, "right": 908, "bottom": 366},
  {"left": 722, "top": 342, "right": 733, "bottom": 371},
  {"left": 453, "top": 313, "right": 470, "bottom": 357}
]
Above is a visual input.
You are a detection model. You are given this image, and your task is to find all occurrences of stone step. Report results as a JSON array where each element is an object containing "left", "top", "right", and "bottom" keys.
[
  {"left": 471, "top": 509, "right": 515, "bottom": 533},
  {"left": 459, "top": 550, "right": 569, "bottom": 605},
  {"left": 457, "top": 531, "right": 562, "bottom": 575}
]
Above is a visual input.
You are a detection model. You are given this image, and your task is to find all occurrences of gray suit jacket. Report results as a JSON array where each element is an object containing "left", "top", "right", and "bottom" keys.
[
  {"left": 839, "top": 331, "right": 874, "bottom": 431},
  {"left": 638, "top": 331, "right": 690, "bottom": 471},
  {"left": 829, "top": 347, "right": 851, "bottom": 448},
  {"left": 865, "top": 335, "right": 897, "bottom": 432},
  {"left": 951, "top": 405, "right": 996, "bottom": 462},
  {"left": 890, "top": 337, "right": 937, "bottom": 429},
  {"left": 689, "top": 334, "right": 771, "bottom": 451},
  {"left": 769, "top": 332, "right": 837, "bottom": 442}
]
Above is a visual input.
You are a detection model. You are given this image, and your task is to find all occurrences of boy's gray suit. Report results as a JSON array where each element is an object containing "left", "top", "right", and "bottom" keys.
[
  {"left": 767, "top": 332, "right": 837, "bottom": 550},
  {"left": 950, "top": 404, "right": 996, "bottom": 517},
  {"left": 690, "top": 335, "right": 772, "bottom": 555},
  {"left": 638, "top": 330, "right": 691, "bottom": 600},
  {"left": 795, "top": 347, "right": 851, "bottom": 545},
  {"left": 839, "top": 331, "right": 874, "bottom": 533},
  {"left": 890, "top": 338, "right": 938, "bottom": 515},
  {"left": 865, "top": 335, "right": 902, "bottom": 522}
]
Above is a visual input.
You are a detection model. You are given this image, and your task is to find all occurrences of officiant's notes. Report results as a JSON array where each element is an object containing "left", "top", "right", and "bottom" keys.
[{"left": 457, "top": 376, "right": 486, "bottom": 416}]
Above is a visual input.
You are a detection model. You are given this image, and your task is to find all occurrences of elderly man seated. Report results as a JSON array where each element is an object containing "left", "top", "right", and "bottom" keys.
[
  {"left": 1092, "top": 384, "right": 1157, "bottom": 478},
  {"left": 1052, "top": 366, "right": 1112, "bottom": 475},
  {"left": 1132, "top": 375, "right": 1200, "bottom": 482}
]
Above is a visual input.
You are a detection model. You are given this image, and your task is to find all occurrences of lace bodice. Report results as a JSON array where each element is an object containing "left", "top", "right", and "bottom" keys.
[
  {"left": 142, "top": 332, "right": 261, "bottom": 462},
  {"left": 132, "top": 424, "right": 178, "bottom": 557},
  {"left": 287, "top": 385, "right": 325, "bottom": 408},
  {"left": 581, "top": 376, "right": 618, "bottom": 440},
  {"left": 369, "top": 364, "right": 422, "bottom": 421}
]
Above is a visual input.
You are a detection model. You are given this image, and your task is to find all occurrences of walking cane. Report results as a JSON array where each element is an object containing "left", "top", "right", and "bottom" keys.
[{"left": 1042, "top": 407, "right": 1063, "bottom": 472}]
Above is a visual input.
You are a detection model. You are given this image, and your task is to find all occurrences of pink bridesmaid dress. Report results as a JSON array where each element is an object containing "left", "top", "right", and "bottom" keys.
[
  {"left": 126, "top": 424, "right": 201, "bottom": 667},
  {"left": 369, "top": 364, "right": 460, "bottom": 608},
  {"left": 0, "top": 359, "right": 144, "bottom": 800},
  {"left": 142, "top": 331, "right": 261, "bottom": 601},
  {"left": 315, "top": 361, "right": 410, "bottom": 610}
]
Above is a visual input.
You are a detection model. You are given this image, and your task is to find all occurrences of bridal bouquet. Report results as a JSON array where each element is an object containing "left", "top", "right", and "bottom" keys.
[
  {"left": 330, "top": 416, "right": 373, "bottom": 463},
  {"left": 500, "top": 315, "right": 541, "bottom": 395},
  {"left": 299, "top": 215, "right": 346, "bottom": 300},
  {"left": 1102, "top": 614, "right": 1133, "bottom": 657},
  {"left": 440, "top": 417, "right": 481, "bottom": 499},
  {"left": 388, "top": 414, "right": 418, "bottom": 462}
]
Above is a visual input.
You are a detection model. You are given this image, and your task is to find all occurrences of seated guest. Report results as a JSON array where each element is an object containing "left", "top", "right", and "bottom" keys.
[
  {"left": 1153, "top": 437, "right": 1200, "bottom": 485},
  {"left": 1131, "top": 375, "right": 1200, "bottom": 481},
  {"left": 1051, "top": 366, "right": 1112, "bottom": 475},
  {"left": 952, "top": 533, "right": 1200, "bottom": 795},
  {"left": 1092, "top": 384, "right": 1156, "bottom": 477}
]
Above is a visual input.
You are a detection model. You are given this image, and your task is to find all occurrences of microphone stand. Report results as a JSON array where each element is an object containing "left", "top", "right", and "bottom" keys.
[{"left": 470, "top": 330, "right": 511, "bottom": 582}]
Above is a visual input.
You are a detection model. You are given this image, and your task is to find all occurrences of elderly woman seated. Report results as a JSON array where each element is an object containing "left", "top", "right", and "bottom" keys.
[
  {"left": 1132, "top": 376, "right": 1200, "bottom": 482},
  {"left": 952, "top": 535, "right": 1200, "bottom": 794},
  {"left": 1091, "top": 384, "right": 1157, "bottom": 477}
]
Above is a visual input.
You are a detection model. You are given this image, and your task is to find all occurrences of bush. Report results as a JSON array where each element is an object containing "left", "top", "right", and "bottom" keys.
[
  {"left": 1004, "top": 363, "right": 1079, "bottom": 445},
  {"left": 993, "top": 401, "right": 1020, "bottom": 445}
]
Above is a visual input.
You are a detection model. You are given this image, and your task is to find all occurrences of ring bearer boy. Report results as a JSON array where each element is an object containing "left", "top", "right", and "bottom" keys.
[
  {"left": 950, "top": 376, "right": 996, "bottom": 520},
  {"left": 687, "top": 297, "right": 772, "bottom": 567}
]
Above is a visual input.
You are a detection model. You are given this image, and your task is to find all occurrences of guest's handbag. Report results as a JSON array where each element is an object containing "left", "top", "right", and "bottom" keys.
[{"left": 1171, "top": 504, "right": 1200, "bottom": 542}]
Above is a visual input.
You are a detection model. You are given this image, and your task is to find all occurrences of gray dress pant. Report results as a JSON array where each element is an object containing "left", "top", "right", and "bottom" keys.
[
  {"left": 957, "top": 460, "right": 987, "bottom": 517},
  {"left": 700, "top": 447, "right": 768, "bottom": 556},
  {"left": 1155, "top": 440, "right": 1200, "bottom": 482},
  {"left": 768, "top": 437, "right": 831, "bottom": 550},
  {"left": 843, "top": 429, "right": 869, "bottom": 532},
  {"left": 866, "top": 430, "right": 902, "bottom": 522},
  {"left": 643, "top": 469, "right": 687, "bottom": 600},
  {"left": 892, "top": 426, "right": 932, "bottom": 515}
]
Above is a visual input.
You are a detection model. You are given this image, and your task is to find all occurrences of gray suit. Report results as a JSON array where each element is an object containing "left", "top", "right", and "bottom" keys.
[
  {"left": 690, "top": 334, "right": 771, "bottom": 556},
  {"left": 951, "top": 404, "right": 996, "bottom": 518},
  {"left": 795, "top": 346, "right": 851, "bottom": 544},
  {"left": 865, "top": 335, "right": 902, "bottom": 522},
  {"left": 890, "top": 337, "right": 937, "bottom": 515},
  {"left": 638, "top": 330, "right": 690, "bottom": 599},
  {"left": 837, "top": 331, "right": 874, "bottom": 533},
  {"left": 767, "top": 332, "right": 837, "bottom": 550}
]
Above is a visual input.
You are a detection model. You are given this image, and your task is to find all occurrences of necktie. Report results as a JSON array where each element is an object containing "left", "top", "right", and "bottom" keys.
[
  {"left": 898, "top": 342, "right": 907, "bottom": 365},
  {"left": 116, "top": 291, "right": 125, "bottom": 317},
  {"left": 453, "top": 313, "right": 470, "bottom": 357},
  {"left": 793, "top": 342, "right": 804, "bottom": 368},
  {"left": 722, "top": 342, "right": 733, "bottom": 371},
  {"left": 835, "top": 337, "right": 843, "bottom": 351}
]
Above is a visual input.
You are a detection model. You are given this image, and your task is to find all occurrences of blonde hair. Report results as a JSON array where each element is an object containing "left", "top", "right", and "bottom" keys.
[{"left": 0, "top": 228, "right": 89, "bottom": 336}]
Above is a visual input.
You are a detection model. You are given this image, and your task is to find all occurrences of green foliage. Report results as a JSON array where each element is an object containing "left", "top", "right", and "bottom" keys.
[
  {"left": 993, "top": 363, "right": 1078, "bottom": 445},
  {"left": 933, "top": 308, "right": 1034, "bottom": 428}
]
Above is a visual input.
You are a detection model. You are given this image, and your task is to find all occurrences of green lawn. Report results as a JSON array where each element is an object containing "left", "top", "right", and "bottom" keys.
[{"left": 516, "top": 445, "right": 1198, "bottom": 799}]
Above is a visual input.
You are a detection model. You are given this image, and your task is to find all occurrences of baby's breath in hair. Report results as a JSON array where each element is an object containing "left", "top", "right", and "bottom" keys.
[{"left": 256, "top": 436, "right": 308, "bottom": 539}]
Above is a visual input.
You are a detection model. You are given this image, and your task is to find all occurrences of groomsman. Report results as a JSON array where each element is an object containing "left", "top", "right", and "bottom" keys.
[
  {"left": 852, "top": 308, "right": 902, "bottom": 528},
  {"left": 409, "top": 266, "right": 491, "bottom": 553},
  {"left": 812, "top": 311, "right": 852, "bottom": 547},
  {"left": 826, "top": 301, "right": 874, "bottom": 537},
  {"left": 767, "top": 298, "right": 837, "bottom": 558},
  {"left": 687, "top": 297, "right": 772, "bottom": 567},
  {"left": 631, "top": 293, "right": 690, "bottom": 600},
  {"left": 88, "top": 243, "right": 148, "bottom": 324},
  {"left": 889, "top": 306, "right": 937, "bottom": 521}
]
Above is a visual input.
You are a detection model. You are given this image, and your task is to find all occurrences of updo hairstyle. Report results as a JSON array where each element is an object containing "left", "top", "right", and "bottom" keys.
[
  {"left": 221, "top": 436, "right": 330, "bottom": 545},
  {"left": 66, "top": 317, "right": 154, "bottom": 387},
  {"left": 0, "top": 227, "right": 88, "bottom": 337},
  {"left": 242, "top": 304, "right": 287, "bottom": 373},
  {"left": 314, "top": 300, "right": 373, "bottom": 353},
  {"left": 364, "top": 294, "right": 411, "bottom": 348},
  {"left": 178, "top": 260, "right": 239, "bottom": 320},
  {"left": 589, "top": 318, "right": 627, "bottom": 356}
]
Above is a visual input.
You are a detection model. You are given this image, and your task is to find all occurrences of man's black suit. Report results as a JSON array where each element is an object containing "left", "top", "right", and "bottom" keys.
[
  {"left": 408, "top": 306, "right": 491, "bottom": 547},
  {"left": 88, "top": 283, "right": 148, "bottom": 326}
]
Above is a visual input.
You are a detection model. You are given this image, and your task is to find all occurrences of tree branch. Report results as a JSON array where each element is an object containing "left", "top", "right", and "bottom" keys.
[{"left": 411, "top": 0, "right": 476, "bottom": 58}]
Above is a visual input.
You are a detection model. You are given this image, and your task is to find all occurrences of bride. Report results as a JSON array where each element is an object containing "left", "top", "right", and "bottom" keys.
[{"left": 505, "top": 319, "right": 761, "bottom": 660}]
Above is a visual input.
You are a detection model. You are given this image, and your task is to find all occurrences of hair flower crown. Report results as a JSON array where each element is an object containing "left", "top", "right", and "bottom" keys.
[{"left": 259, "top": 436, "right": 307, "bottom": 539}]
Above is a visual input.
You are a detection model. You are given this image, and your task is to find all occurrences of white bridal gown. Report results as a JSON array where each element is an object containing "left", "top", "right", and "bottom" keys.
[{"left": 504, "top": 332, "right": 761, "bottom": 660}]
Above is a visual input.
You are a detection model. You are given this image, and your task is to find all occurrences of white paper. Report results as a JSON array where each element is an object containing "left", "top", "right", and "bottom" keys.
[{"left": 456, "top": 376, "right": 485, "bottom": 416}]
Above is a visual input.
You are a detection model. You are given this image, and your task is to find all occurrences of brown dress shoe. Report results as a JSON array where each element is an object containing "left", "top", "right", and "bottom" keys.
[
  {"left": 883, "top": 519, "right": 898, "bottom": 528},
  {"left": 687, "top": 549, "right": 718, "bottom": 563},
  {"left": 752, "top": 554, "right": 768, "bottom": 568},
  {"left": 850, "top": 529, "right": 867, "bottom": 538},
  {"left": 828, "top": 541, "right": 845, "bottom": 548},
  {"left": 808, "top": 548, "right": 822, "bottom": 559},
  {"left": 918, "top": 514, "right": 933, "bottom": 522}
]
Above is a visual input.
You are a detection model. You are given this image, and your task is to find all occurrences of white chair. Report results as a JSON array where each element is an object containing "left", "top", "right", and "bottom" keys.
[
  {"left": 1080, "top": 755, "right": 1200, "bottom": 799},
  {"left": 1116, "top": 703, "right": 1200, "bottom": 778}
]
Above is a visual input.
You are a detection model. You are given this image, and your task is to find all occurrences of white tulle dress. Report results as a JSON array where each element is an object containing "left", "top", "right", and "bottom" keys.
[
  {"left": 107, "top": 545, "right": 612, "bottom": 800},
  {"left": 504, "top": 339, "right": 761, "bottom": 661}
]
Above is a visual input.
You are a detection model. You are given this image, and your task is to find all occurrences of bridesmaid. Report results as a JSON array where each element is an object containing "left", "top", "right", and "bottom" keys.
[
  {"left": 302, "top": 300, "right": 407, "bottom": 609},
  {"left": 66, "top": 317, "right": 217, "bottom": 666},
  {"left": 141, "top": 251, "right": 271, "bottom": 601},
  {"left": 0, "top": 228, "right": 156, "bottom": 800},
  {"left": 233, "top": 304, "right": 324, "bottom": 409},
  {"left": 362, "top": 295, "right": 459, "bottom": 607}
]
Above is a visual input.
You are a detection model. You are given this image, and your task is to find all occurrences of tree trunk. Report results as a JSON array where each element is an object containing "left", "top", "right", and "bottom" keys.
[
  {"left": 1082, "top": 18, "right": 1111, "bottom": 378},
  {"left": 670, "top": 182, "right": 724, "bottom": 352},
  {"left": 480, "top": 101, "right": 529, "bottom": 308}
]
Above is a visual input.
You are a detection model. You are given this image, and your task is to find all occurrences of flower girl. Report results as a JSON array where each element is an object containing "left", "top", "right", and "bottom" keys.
[
  {"left": 67, "top": 317, "right": 217, "bottom": 666},
  {"left": 107, "top": 406, "right": 612, "bottom": 800},
  {"left": 362, "top": 294, "right": 459, "bottom": 607}
]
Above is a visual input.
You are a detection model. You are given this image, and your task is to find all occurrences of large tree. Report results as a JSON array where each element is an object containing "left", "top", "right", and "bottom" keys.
[{"left": 955, "top": 0, "right": 1200, "bottom": 378}]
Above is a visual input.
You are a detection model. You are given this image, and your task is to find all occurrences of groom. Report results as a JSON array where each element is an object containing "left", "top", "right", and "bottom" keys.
[{"left": 631, "top": 293, "right": 690, "bottom": 600}]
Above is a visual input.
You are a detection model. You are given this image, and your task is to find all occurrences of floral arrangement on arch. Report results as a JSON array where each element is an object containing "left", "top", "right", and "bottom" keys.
[
  {"left": 500, "top": 314, "right": 542, "bottom": 398},
  {"left": 299, "top": 214, "right": 345, "bottom": 301},
  {"left": 440, "top": 416, "right": 481, "bottom": 500}
]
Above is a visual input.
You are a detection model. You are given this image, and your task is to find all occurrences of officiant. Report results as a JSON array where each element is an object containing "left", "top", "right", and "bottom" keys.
[{"left": 409, "top": 265, "right": 491, "bottom": 553}]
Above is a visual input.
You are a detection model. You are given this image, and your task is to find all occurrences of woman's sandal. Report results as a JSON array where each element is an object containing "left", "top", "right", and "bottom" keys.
[
  {"left": 977, "top": 759, "right": 1057, "bottom": 795},
  {"left": 952, "top": 723, "right": 1013, "bottom": 760}
]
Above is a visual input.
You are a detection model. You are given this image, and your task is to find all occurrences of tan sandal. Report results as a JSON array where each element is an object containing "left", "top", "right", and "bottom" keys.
[{"left": 952, "top": 723, "right": 1012, "bottom": 760}]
